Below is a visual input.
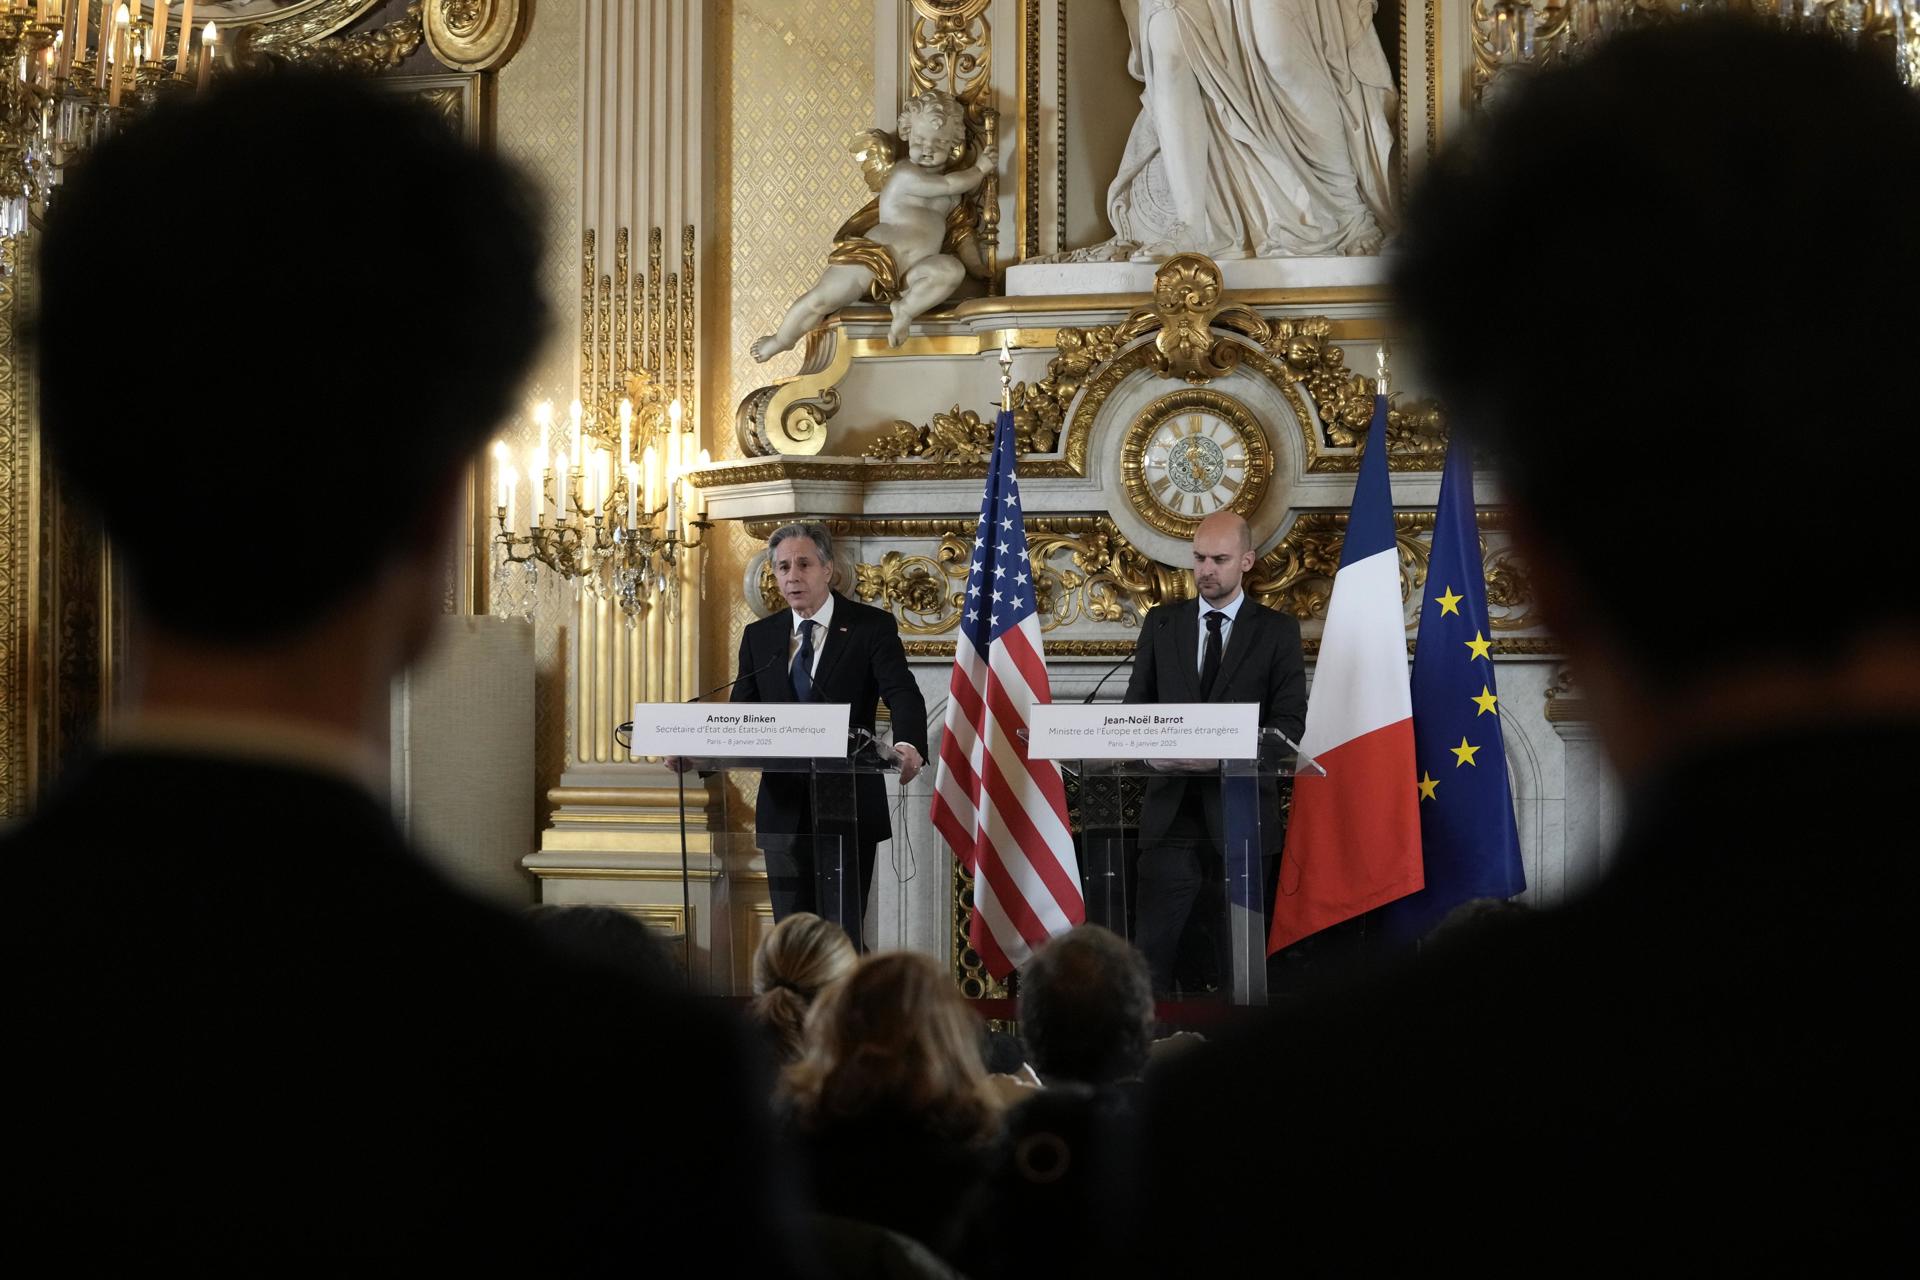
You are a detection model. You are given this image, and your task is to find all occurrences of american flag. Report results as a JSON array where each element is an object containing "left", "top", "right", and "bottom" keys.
[{"left": 930, "top": 407, "right": 1084, "bottom": 976}]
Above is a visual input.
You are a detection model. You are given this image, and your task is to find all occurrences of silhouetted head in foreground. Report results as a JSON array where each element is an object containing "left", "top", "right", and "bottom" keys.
[
  {"left": 36, "top": 72, "right": 547, "bottom": 652},
  {"left": 1394, "top": 18, "right": 1920, "bottom": 780}
]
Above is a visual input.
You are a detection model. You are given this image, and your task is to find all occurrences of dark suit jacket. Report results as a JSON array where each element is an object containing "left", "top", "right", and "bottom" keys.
[
  {"left": 1129, "top": 720, "right": 1918, "bottom": 1273},
  {"left": 731, "top": 592, "right": 930, "bottom": 844},
  {"left": 1120, "top": 595, "right": 1307, "bottom": 855},
  {"left": 2, "top": 751, "right": 797, "bottom": 1275}
]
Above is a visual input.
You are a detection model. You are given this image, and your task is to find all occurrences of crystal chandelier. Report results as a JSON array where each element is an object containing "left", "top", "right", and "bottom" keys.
[
  {"left": 488, "top": 384, "right": 711, "bottom": 625},
  {"left": 1475, "top": 0, "right": 1918, "bottom": 90},
  {"left": 1, "top": 1, "right": 220, "bottom": 262}
]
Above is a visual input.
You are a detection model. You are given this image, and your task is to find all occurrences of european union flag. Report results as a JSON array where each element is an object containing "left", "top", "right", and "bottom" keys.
[{"left": 1376, "top": 435, "right": 1526, "bottom": 946}]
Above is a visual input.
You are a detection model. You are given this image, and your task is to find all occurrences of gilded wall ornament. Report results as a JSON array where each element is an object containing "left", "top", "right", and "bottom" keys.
[
  {"left": 1133, "top": 253, "right": 1270, "bottom": 383},
  {"left": 1386, "top": 397, "right": 1449, "bottom": 465},
  {"left": 863, "top": 403, "right": 1058, "bottom": 462},
  {"left": 423, "top": 0, "right": 525, "bottom": 72},
  {"left": 248, "top": 0, "right": 425, "bottom": 72},
  {"left": 854, "top": 551, "right": 954, "bottom": 633},
  {"left": 910, "top": 0, "right": 994, "bottom": 116},
  {"left": 246, "top": 0, "right": 388, "bottom": 47}
]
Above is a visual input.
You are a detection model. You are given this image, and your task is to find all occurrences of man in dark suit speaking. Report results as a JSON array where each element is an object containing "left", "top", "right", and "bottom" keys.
[
  {"left": 730, "top": 521, "right": 929, "bottom": 931},
  {"left": 1122, "top": 511, "right": 1306, "bottom": 994}
]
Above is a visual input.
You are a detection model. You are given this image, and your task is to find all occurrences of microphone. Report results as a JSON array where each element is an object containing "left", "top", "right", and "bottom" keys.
[
  {"left": 1081, "top": 655, "right": 1131, "bottom": 705},
  {"left": 685, "top": 651, "right": 782, "bottom": 704},
  {"left": 1082, "top": 611, "right": 1165, "bottom": 704},
  {"left": 615, "top": 651, "right": 783, "bottom": 746}
]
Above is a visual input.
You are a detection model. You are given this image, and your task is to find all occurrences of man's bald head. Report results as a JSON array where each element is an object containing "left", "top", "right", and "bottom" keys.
[
  {"left": 1195, "top": 511, "right": 1253, "bottom": 553},
  {"left": 1192, "top": 512, "right": 1255, "bottom": 604}
]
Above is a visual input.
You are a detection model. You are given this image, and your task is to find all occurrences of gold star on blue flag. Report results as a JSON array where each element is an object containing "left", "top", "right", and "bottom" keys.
[{"left": 1377, "top": 435, "right": 1526, "bottom": 945}]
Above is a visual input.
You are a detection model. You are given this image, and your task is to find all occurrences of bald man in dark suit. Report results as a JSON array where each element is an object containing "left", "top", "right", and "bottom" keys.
[{"left": 1123, "top": 511, "right": 1305, "bottom": 994}]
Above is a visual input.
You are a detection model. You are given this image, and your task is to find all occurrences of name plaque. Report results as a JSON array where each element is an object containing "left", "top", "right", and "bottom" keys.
[
  {"left": 629, "top": 703, "right": 852, "bottom": 758},
  {"left": 1027, "top": 703, "right": 1260, "bottom": 760}
]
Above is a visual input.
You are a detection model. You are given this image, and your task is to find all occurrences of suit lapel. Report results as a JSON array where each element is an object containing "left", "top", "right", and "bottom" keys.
[
  {"left": 1172, "top": 599, "right": 1202, "bottom": 700},
  {"left": 1212, "top": 601, "right": 1262, "bottom": 699},
  {"left": 804, "top": 594, "right": 856, "bottom": 700},
  {"left": 757, "top": 614, "right": 797, "bottom": 702}
]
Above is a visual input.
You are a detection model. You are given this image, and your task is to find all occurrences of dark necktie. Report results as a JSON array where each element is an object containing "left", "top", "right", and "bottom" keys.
[
  {"left": 790, "top": 618, "right": 816, "bottom": 701},
  {"left": 1199, "top": 609, "right": 1225, "bottom": 699}
]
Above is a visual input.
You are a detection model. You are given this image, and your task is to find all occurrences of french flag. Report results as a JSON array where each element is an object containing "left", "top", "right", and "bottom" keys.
[{"left": 1269, "top": 393, "right": 1424, "bottom": 952}]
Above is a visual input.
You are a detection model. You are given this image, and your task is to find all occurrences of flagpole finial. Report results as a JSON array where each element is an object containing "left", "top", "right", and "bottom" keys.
[
  {"left": 999, "top": 330, "right": 1015, "bottom": 412},
  {"left": 1375, "top": 344, "right": 1389, "bottom": 397}
]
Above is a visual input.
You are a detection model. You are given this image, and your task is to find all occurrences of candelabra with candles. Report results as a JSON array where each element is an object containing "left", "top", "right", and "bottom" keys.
[
  {"left": 488, "top": 386, "right": 712, "bottom": 624},
  {"left": 0, "top": 1, "right": 221, "bottom": 258},
  {"left": 1476, "top": 0, "right": 1917, "bottom": 89}
]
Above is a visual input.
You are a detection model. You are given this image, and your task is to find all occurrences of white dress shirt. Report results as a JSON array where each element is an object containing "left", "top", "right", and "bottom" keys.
[
  {"left": 1197, "top": 588, "right": 1246, "bottom": 675},
  {"left": 788, "top": 593, "right": 835, "bottom": 679}
]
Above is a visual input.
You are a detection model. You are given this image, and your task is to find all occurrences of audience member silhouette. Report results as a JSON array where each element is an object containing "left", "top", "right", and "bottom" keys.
[
  {"left": 781, "top": 952, "right": 1005, "bottom": 1264},
  {"left": 1133, "top": 19, "right": 1920, "bottom": 1273},
  {"left": 1017, "top": 924, "right": 1154, "bottom": 1088},
  {"left": 526, "top": 902, "right": 685, "bottom": 989},
  {"left": 750, "top": 911, "right": 859, "bottom": 1066},
  {"left": 4, "top": 75, "right": 794, "bottom": 1274}
]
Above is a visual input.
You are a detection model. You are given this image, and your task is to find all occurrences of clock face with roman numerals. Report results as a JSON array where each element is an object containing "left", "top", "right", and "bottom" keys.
[{"left": 1121, "top": 389, "right": 1273, "bottom": 538}]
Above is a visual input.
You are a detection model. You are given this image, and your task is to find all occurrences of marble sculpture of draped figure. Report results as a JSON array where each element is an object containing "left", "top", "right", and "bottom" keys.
[{"left": 1108, "top": 0, "right": 1398, "bottom": 260}]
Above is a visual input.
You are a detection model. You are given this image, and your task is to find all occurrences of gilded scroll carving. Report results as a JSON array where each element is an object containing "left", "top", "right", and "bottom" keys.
[
  {"left": 251, "top": 1, "right": 426, "bottom": 72},
  {"left": 863, "top": 403, "right": 1058, "bottom": 462}
]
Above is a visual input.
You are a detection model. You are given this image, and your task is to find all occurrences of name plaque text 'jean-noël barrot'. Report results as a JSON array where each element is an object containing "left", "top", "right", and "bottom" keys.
[
  {"left": 629, "top": 703, "right": 853, "bottom": 758},
  {"left": 1025, "top": 703, "right": 1260, "bottom": 760}
]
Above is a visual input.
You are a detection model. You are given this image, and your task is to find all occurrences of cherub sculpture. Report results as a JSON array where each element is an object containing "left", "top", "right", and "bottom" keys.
[{"left": 752, "top": 89, "right": 995, "bottom": 358}]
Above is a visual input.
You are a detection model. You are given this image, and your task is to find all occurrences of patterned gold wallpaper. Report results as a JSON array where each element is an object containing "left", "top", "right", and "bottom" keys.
[
  {"left": 495, "top": 0, "right": 583, "bottom": 816},
  {"left": 712, "top": 0, "right": 876, "bottom": 456},
  {"left": 708, "top": 0, "right": 876, "bottom": 694}
]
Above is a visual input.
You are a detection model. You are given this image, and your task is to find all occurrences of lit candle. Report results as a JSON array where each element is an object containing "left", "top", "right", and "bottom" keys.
[
  {"left": 666, "top": 444, "right": 679, "bottom": 535},
  {"left": 625, "top": 462, "right": 638, "bottom": 527},
  {"left": 70, "top": 2, "right": 87, "bottom": 78},
  {"left": 490, "top": 440, "right": 509, "bottom": 511},
  {"left": 696, "top": 448, "right": 712, "bottom": 517},
  {"left": 528, "top": 446, "right": 545, "bottom": 528},
  {"left": 665, "top": 400, "right": 684, "bottom": 531},
  {"left": 174, "top": 0, "right": 192, "bottom": 75},
  {"left": 554, "top": 450, "right": 568, "bottom": 519},
  {"left": 105, "top": 6, "right": 127, "bottom": 103},
  {"left": 503, "top": 466, "right": 518, "bottom": 534},
  {"left": 618, "top": 397, "right": 632, "bottom": 464},
  {"left": 95, "top": 2, "right": 111, "bottom": 90},
  {"left": 194, "top": 20, "right": 213, "bottom": 92},
  {"left": 152, "top": 2, "right": 169, "bottom": 65}
]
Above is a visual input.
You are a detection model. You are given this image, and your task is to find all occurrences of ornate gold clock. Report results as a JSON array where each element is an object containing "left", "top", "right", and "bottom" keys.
[{"left": 1120, "top": 389, "right": 1274, "bottom": 537}]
